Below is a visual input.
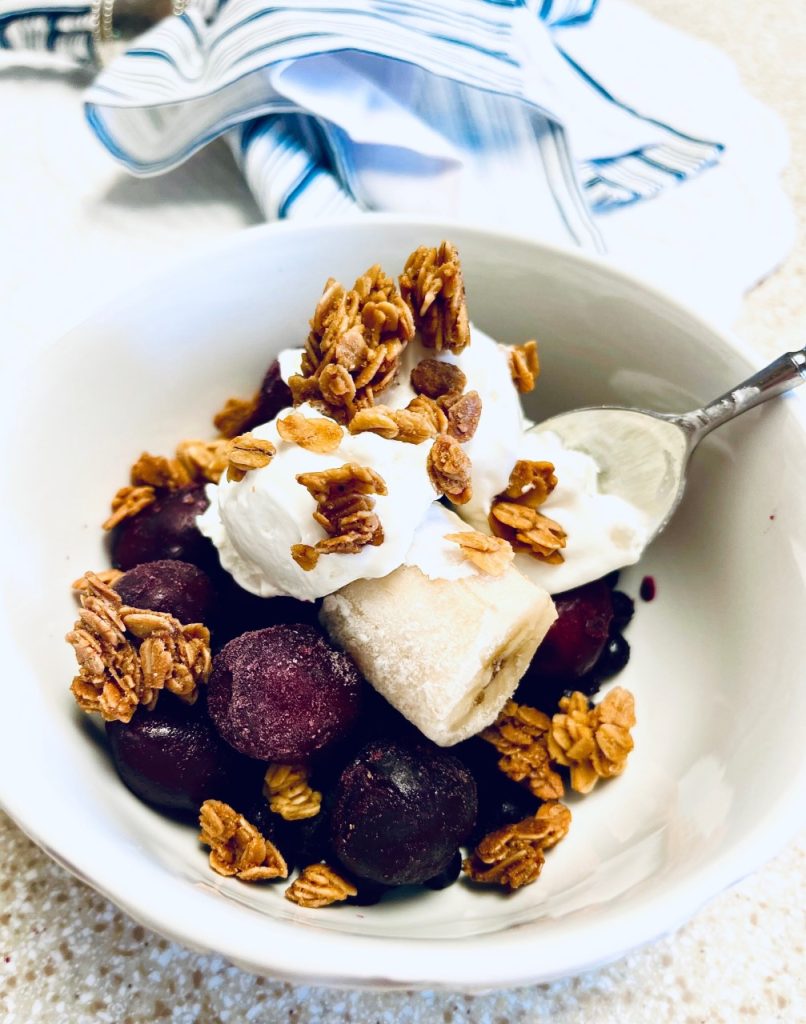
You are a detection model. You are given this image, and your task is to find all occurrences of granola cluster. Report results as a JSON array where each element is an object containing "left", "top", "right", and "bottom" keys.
[
  {"left": 103, "top": 439, "right": 232, "bottom": 530},
  {"left": 349, "top": 394, "right": 447, "bottom": 445},
  {"left": 277, "top": 411, "right": 343, "bottom": 453},
  {"left": 410, "top": 358, "right": 466, "bottom": 401},
  {"left": 349, "top": 364, "right": 481, "bottom": 449},
  {"left": 482, "top": 690, "right": 637, "bottom": 801},
  {"left": 490, "top": 459, "right": 567, "bottom": 564},
  {"left": 465, "top": 688, "right": 636, "bottom": 891},
  {"left": 508, "top": 339, "right": 540, "bottom": 393},
  {"left": 481, "top": 700, "right": 564, "bottom": 800},
  {"left": 463, "top": 801, "right": 571, "bottom": 891},
  {"left": 67, "top": 573, "right": 211, "bottom": 723},
  {"left": 427, "top": 434, "right": 473, "bottom": 505},
  {"left": 288, "top": 266, "right": 414, "bottom": 423},
  {"left": 225, "top": 433, "right": 276, "bottom": 482},
  {"left": 444, "top": 530, "right": 514, "bottom": 577},
  {"left": 409, "top": 357, "right": 482, "bottom": 443},
  {"left": 213, "top": 394, "right": 261, "bottom": 439},
  {"left": 263, "top": 763, "right": 322, "bottom": 821},
  {"left": 284, "top": 863, "right": 358, "bottom": 908},
  {"left": 400, "top": 242, "right": 470, "bottom": 355},
  {"left": 199, "top": 800, "right": 288, "bottom": 881},
  {"left": 548, "top": 688, "right": 636, "bottom": 793},
  {"left": 292, "top": 463, "right": 387, "bottom": 571}
]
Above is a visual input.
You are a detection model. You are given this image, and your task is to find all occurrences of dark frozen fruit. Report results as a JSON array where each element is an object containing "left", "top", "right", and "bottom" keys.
[
  {"left": 610, "top": 591, "right": 635, "bottom": 633},
  {"left": 593, "top": 633, "right": 631, "bottom": 681},
  {"left": 241, "top": 360, "right": 293, "bottom": 433},
  {"left": 211, "top": 572, "right": 320, "bottom": 647},
  {"left": 207, "top": 624, "right": 363, "bottom": 762},
  {"left": 106, "top": 694, "right": 250, "bottom": 814},
  {"left": 330, "top": 738, "right": 477, "bottom": 887},
  {"left": 346, "top": 878, "right": 390, "bottom": 906},
  {"left": 423, "top": 850, "right": 462, "bottom": 891},
  {"left": 454, "top": 739, "right": 539, "bottom": 846},
  {"left": 111, "top": 485, "right": 214, "bottom": 572},
  {"left": 516, "top": 579, "right": 614, "bottom": 705},
  {"left": 113, "top": 560, "right": 216, "bottom": 625},
  {"left": 640, "top": 575, "right": 657, "bottom": 602},
  {"left": 244, "top": 782, "right": 335, "bottom": 871}
]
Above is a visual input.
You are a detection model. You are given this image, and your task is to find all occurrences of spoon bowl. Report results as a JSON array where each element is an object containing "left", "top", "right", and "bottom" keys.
[{"left": 540, "top": 347, "right": 806, "bottom": 547}]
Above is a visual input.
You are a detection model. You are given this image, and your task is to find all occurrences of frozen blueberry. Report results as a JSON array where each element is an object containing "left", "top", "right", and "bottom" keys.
[
  {"left": 610, "top": 591, "right": 635, "bottom": 633},
  {"left": 113, "top": 559, "right": 216, "bottom": 624},
  {"left": 242, "top": 795, "right": 284, "bottom": 846},
  {"left": 240, "top": 359, "right": 293, "bottom": 433},
  {"left": 346, "top": 878, "right": 390, "bottom": 906},
  {"left": 455, "top": 739, "right": 539, "bottom": 846},
  {"left": 593, "top": 633, "right": 631, "bottom": 681},
  {"left": 106, "top": 693, "right": 253, "bottom": 815},
  {"left": 330, "top": 738, "right": 477, "bottom": 887},
  {"left": 207, "top": 624, "right": 363, "bottom": 762},
  {"left": 423, "top": 850, "right": 462, "bottom": 891},
  {"left": 111, "top": 485, "right": 214, "bottom": 572},
  {"left": 516, "top": 579, "right": 613, "bottom": 707}
]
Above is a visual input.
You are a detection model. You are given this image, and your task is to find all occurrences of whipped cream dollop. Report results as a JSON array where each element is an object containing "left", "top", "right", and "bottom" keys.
[
  {"left": 505, "top": 429, "right": 649, "bottom": 593},
  {"left": 197, "top": 404, "right": 436, "bottom": 601},
  {"left": 205, "top": 324, "right": 649, "bottom": 601},
  {"left": 284, "top": 325, "right": 523, "bottom": 504}
]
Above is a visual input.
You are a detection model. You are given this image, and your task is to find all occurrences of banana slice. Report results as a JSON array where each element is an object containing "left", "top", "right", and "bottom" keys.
[{"left": 320, "top": 564, "right": 556, "bottom": 746}]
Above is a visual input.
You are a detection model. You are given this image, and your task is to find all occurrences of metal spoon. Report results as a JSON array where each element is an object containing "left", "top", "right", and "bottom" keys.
[{"left": 537, "top": 347, "right": 806, "bottom": 547}]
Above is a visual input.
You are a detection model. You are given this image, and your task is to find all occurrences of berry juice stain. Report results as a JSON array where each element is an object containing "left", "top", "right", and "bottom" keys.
[{"left": 639, "top": 575, "right": 656, "bottom": 602}]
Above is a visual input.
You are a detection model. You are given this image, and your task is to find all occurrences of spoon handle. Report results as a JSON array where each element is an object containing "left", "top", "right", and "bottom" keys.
[{"left": 678, "top": 347, "right": 806, "bottom": 446}]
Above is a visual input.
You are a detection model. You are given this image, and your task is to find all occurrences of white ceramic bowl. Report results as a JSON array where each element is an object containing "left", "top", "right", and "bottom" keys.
[{"left": 1, "top": 217, "right": 805, "bottom": 990}]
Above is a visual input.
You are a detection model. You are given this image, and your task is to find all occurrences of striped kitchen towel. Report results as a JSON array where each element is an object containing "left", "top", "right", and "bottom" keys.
[
  {"left": 80, "top": 0, "right": 724, "bottom": 254},
  {"left": 2, "top": 0, "right": 792, "bottom": 321}
]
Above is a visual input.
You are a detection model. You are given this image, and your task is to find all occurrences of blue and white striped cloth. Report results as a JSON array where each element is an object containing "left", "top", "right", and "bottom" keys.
[
  {"left": 2, "top": 0, "right": 793, "bottom": 321},
  {"left": 80, "top": 0, "right": 723, "bottom": 253},
  {"left": 0, "top": 0, "right": 97, "bottom": 64}
]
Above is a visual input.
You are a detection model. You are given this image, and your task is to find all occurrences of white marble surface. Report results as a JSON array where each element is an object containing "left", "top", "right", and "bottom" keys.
[{"left": 1, "top": 0, "right": 805, "bottom": 1020}]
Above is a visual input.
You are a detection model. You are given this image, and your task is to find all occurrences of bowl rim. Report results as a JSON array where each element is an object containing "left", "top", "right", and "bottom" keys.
[{"left": 1, "top": 213, "right": 805, "bottom": 990}]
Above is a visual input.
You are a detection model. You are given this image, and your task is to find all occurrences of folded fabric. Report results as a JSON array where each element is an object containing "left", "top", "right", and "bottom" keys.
[
  {"left": 3, "top": 0, "right": 792, "bottom": 323},
  {"left": 0, "top": 0, "right": 96, "bottom": 64},
  {"left": 84, "top": 0, "right": 724, "bottom": 246}
]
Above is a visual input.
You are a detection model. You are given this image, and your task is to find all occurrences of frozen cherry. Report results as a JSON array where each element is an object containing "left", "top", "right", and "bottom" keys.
[
  {"left": 516, "top": 579, "right": 613, "bottom": 706},
  {"left": 240, "top": 359, "right": 293, "bottom": 432},
  {"left": 610, "top": 591, "right": 635, "bottom": 633},
  {"left": 207, "top": 624, "right": 363, "bottom": 761},
  {"left": 330, "top": 738, "right": 477, "bottom": 886},
  {"left": 210, "top": 572, "right": 320, "bottom": 647},
  {"left": 111, "top": 485, "right": 214, "bottom": 572},
  {"left": 113, "top": 560, "right": 215, "bottom": 625},
  {"left": 106, "top": 694, "right": 252, "bottom": 815}
]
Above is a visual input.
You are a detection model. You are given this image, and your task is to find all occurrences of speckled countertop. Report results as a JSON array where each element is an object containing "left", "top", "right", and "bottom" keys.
[{"left": 1, "top": 0, "right": 805, "bottom": 1020}]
